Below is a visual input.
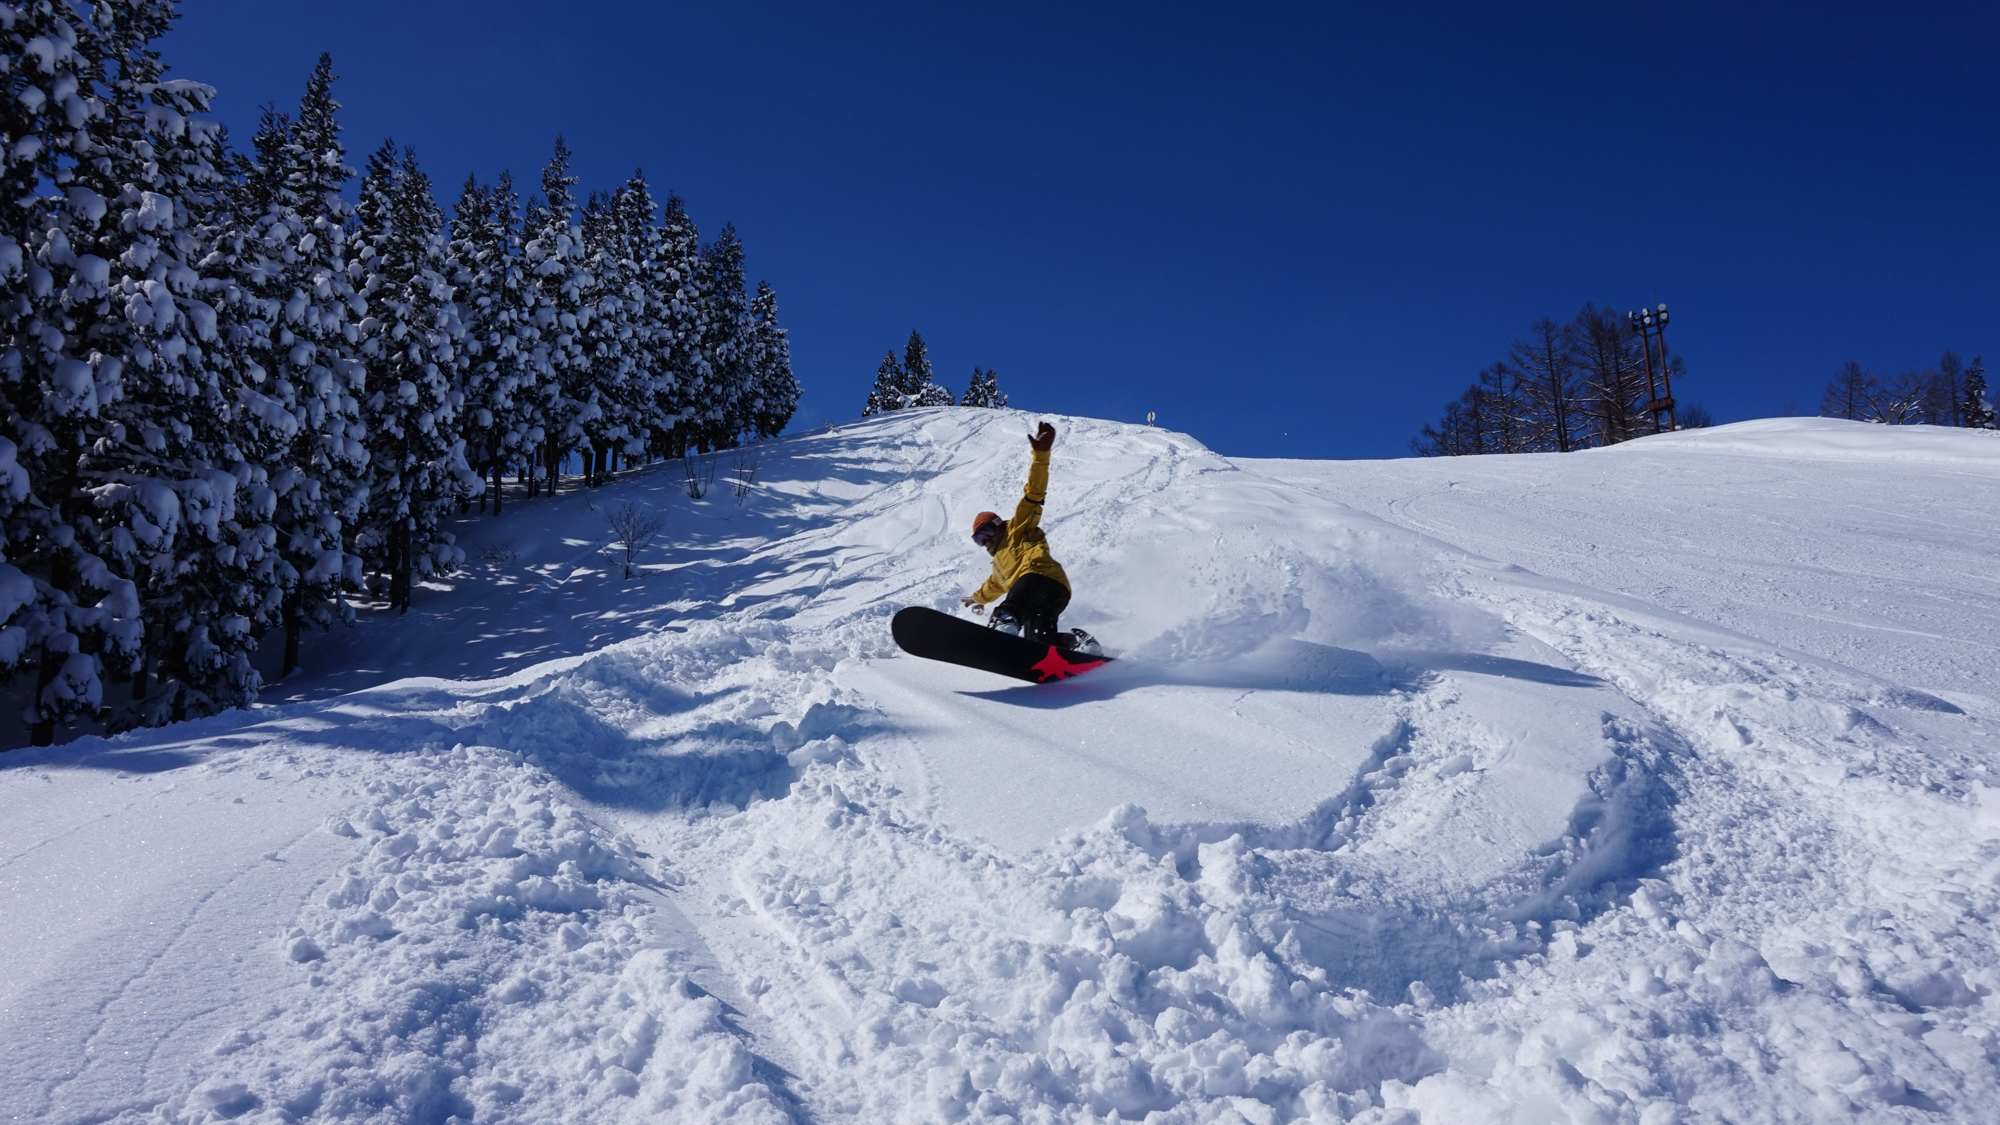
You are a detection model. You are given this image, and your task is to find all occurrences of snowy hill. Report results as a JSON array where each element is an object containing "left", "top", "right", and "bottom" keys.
[{"left": 3, "top": 411, "right": 1997, "bottom": 1123}]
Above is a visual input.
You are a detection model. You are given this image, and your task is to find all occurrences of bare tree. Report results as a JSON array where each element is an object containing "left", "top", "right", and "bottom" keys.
[
  {"left": 1820, "top": 361, "right": 1878, "bottom": 420},
  {"left": 729, "top": 448, "right": 760, "bottom": 504},
  {"left": 1571, "top": 303, "right": 1647, "bottom": 445},
  {"left": 602, "top": 502, "right": 666, "bottom": 579},
  {"left": 1872, "top": 370, "right": 1936, "bottom": 425},
  {"left": 1936, "top": 351, "right": 1970, "bottom": 426},
  {"left": 1511, "top": 317, "right": 1584, "bottom": 452},
  {"left": 683, "top": 451, "right": 715, "bottom": 499},
  {"left": 1413, "top": 364, "right": 1530, "bottom": 456}
]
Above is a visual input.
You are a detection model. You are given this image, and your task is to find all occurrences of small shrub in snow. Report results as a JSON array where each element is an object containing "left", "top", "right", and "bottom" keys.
[{"left": 602, "top": 502, "right": 666, "bottom": 579}]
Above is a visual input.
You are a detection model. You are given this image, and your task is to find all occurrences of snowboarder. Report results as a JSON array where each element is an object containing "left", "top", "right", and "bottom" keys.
[{"left": 961, "top": 422, "right": 1095, "bottom": 652}]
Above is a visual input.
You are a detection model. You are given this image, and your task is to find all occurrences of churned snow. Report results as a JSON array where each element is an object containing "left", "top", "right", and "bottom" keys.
[{"left": 2, "top": 412, "right": 1997, "bottom": 1123}]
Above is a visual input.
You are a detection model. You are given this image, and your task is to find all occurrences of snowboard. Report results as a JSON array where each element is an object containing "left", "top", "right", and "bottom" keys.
[{"left": 891, "top": 606, "right": 1113, "bottom": 684}]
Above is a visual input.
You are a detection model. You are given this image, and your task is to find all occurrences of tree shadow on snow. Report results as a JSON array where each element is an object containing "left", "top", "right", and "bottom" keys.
[{"left": 0, "top": 741, "right": 202, "bottom": 774}]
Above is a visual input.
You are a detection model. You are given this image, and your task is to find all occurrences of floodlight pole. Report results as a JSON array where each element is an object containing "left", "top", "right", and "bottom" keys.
[{"left": 1628, "top": 303, "right": 1676, "bottom": 432}]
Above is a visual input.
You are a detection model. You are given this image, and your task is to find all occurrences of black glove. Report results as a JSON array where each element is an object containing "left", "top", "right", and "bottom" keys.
[{"left": 1029, "top": 422, "right": 1056, "bottom": 451}]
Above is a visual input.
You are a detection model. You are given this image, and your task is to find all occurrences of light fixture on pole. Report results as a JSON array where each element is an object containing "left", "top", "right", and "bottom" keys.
[{"left": 1627, "top": 302, "right": 1677, "bottom": 432}]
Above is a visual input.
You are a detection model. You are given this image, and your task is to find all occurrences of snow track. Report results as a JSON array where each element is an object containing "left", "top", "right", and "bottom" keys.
[{"left": 3, "top": 413, "right": 1996, "bottom": 1122}]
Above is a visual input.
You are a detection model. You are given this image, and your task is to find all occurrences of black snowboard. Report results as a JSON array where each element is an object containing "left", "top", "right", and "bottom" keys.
[{"left": 892, "top": 606, "right": 1114, "bottom": 685}]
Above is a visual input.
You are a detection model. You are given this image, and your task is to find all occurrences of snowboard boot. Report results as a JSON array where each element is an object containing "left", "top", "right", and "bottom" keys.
[{"left": 988, "top": 608, "right": 1024, "bottom": 638}]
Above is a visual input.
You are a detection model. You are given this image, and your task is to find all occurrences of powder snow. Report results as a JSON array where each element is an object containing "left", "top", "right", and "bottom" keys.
[{"left": 2, "top": 410, "right": 1996, "bottom": 1123}]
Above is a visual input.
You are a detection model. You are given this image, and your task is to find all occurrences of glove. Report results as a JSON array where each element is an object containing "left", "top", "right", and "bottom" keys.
[
  {"left": 961, "top": 596, "right": 984, "bottom": 615},
  {"left": 1029, "top": 422, "right": 1056, "bottom": 451}
]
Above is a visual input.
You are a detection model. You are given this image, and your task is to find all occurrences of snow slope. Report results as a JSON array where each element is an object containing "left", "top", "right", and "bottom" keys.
[{"left": 3, "top": 412, "right": 1997, "bottom": 1123}]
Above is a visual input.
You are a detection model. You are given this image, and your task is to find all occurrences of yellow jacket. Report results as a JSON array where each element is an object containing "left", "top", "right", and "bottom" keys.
[{"left": 971, "top": 449, "right": 1071, "bottom": 603}]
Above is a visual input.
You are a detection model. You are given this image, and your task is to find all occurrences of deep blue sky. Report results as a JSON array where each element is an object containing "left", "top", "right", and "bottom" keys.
[{"left": 164, "top": 1, "right": 1996, "bottom": 459}]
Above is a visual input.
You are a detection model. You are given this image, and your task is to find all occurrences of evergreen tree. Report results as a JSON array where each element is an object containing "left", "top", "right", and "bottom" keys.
[
  {"left": 746, "top": 281, "right": 797, "bottom": 438},
  {"left": 607, "top": 172, "right": 679, "bottom": 468},
  {"left": 87, "top": 0, "right": 293, "bottom": 724},
  {"left": 448, "top": 172, "right": 545, "bottom": 512},
  {"left": 647, "top": 192, "right": 706, "bottom": 459},
  {"left": 899, "top": 329, "right": 953, "bottom": 406},
  {"left": 693, "top": 224, "right": 751, "bottom": 448},
  {"left": 961, "top": 366, "right": 1007, "bottom": 408},
  {"left": 899, "top": 329, "right": 932, "bottom": 404},
  {"left": 578, "top": 183, "right": 645, "bottom": 483},
  {"left": 1820, "top": 361, "right": 1877, "bottom": 421},
  {"left": 0, "top": 0, "right": 121, "bottom": 739},
  {"left": 863, "top": 350, "right": 903, "bottom": 415},
  {"left": 522, "top": 137, "right": 591, "bottom": 494},
  {"left": 236, "top": 54, "right": 369, "bottom": 678},
  {"left": 0, "top": 25, "right": 809, "bottom": 738},
  {"left": 2, "top": 0, "right": 158, "bottom": 737},
  {"left": 1962, "top": 356, "right": 1994, "bottom": 430},
  {"left": 353, "top": 141, "right": 476, "bottom": 612}
]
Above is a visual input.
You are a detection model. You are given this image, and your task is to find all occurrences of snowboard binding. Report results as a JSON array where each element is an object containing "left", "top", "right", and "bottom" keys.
[
  {"left": 1061, "top": 628, "right": 1102, "bottom": 656},
  {"left": 988, "top": 610, "right": 1101, "bottom": 658}
]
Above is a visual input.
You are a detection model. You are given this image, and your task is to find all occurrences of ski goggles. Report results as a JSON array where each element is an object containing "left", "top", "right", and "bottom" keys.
[{"left": 971, "top": 520, "right": 1001, "bottom": 546}]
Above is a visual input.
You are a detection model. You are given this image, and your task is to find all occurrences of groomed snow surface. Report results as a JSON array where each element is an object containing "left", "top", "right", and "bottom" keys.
[{"left": 4, "top": 411, "right": 1998, "bottom": 1124}]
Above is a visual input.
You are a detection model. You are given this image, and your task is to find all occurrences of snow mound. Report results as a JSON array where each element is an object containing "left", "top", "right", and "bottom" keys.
[
  {"left": 5, "top": 408, "right": 1999, "bottom": 1123},
  {"left": 1607, "top": 415, "right": 2000, "bottom": 465}
]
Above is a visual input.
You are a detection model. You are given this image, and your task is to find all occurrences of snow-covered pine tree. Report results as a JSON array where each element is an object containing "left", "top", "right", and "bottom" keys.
[
  {"left": 648, "top": 192, "right": 705, "bottom": 459},
  {"left": 898, "top": 330, "right": 930, "bottom": 407},
  {"left": 900, "top": 329, "right": 953, "bottom": 406},
  {"left": 448, "top": 172, "right": 546, "bottom": 513},
  {"left": 353, "top": 141, "right": 476, "bottom": 611},
  {"left": 85, "top": 0, "right": 302, "bottom": 724},
  {"left": 234, "top": 54, "right": 370, "bottom": 677},
  {"left": 1, "top": 0, "right": 138, "bottom": 740},
  {"left": 612, "top": 173, "right": 681, "bottom": 461},
  {"left": 961, "top": 366, "right": 1006, "bottom": 408},
  {"left": 863, "top": 350, "right": 903, "bottom": 415},
  {"left": 1963, "top": 356, "right": 1995, "bottom": 430},
  {"left": 522, "top": 137, "right": 592, "bottom": 495},
  {"left": 746, "top": 281, "right": 796, "bottom": 438},
  {"left": 578, "top": 180, "right": 648, "bottom": 483},
  {"left": 693, "top": 224, "right": 752, "bottom": 448}
]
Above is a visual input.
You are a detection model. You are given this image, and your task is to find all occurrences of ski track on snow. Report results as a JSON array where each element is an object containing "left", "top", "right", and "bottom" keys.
[{"left": 2, "top": 413, "right": 1997, "bottom": 1123}]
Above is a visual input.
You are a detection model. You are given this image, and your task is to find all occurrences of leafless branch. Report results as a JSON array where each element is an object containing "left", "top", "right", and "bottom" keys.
[{"left": 602, "top": 502, "right": 666, "bottom": 579}]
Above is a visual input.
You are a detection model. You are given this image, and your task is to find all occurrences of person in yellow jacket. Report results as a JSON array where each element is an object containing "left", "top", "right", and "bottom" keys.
[{"left": 961, "top": 422, "right": 1095, "bottom": 652}]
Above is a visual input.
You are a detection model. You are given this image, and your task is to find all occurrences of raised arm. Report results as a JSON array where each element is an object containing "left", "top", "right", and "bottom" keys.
[{"left": 1011, "top": 423, "right": 1056, "bottom": 530}]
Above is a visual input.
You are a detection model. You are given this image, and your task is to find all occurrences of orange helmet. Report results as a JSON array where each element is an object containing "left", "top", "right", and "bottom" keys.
[{"left": 970, "top": 511, "right": 1001, "bottom": 543}]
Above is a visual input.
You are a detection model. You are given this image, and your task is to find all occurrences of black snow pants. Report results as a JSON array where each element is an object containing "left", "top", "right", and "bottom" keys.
[{"left": 992, "top": 573, "right": 1070, "bottom": 645}]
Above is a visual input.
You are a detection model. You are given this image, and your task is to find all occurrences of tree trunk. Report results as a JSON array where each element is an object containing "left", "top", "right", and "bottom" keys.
[
  {"left": 395, "top": 522, "right": 413, "bottom": 613},
  {"left": 283, "top": 587, "right": 303, "bottom": 677},
  {"left": 29, "top": 651, "right": 59, "bottom": 746}
]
